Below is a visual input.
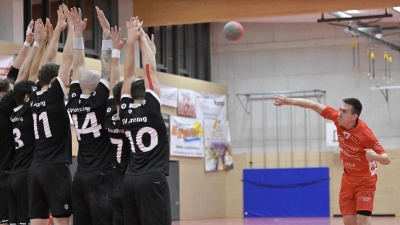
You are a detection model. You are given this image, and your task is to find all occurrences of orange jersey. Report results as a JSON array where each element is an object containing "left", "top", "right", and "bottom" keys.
[{"left": 320, "top": 106, "right": 385, "bottom": 177}]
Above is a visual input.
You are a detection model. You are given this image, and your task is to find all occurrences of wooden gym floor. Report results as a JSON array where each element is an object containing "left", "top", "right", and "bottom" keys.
[{"left": 172, "top": 217, "right": 400, "bottom": 225}]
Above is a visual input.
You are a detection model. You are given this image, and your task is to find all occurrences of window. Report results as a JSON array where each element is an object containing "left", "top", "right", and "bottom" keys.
[
  {"left": 144, "top": 23, "right": 211, "bottom": 81},
  {"left": 24, "top": 0, "right": 118, "bottom": 59}
]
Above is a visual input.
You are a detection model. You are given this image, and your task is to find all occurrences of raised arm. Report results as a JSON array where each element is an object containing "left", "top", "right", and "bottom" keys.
[
  {"left": 71, "top": 7, "right": 86, "bottom": 82},
  {"left": 16, "top": 20, "right": 41, "bottom": 83},
  {"left": 42, "top": 5, "right": 67, "bottom": 64},
  {"left": 58, "top": 5, "right": 74, "bottom": 86},
  {"left": 96, "top": 6, "right": 112, "bottom": 81},
  {"left": 12, "top": 20, "right": 34, "bottom": 69},
  {"left": 28, "top": 19, "right": 48, "bottom": 82},
  {"left": 109, "top": 26, "right": 126, "bottom": 96},
  {"left": 273, "top": 94, "right": 326, "bottom": 114},
  {"left": 121, "top": 17, "right": 141, "bottom": 96},
  {"left": 139, "top": 31, "right": 160, "bottom": 96},
  {"left": 38, "top": 18, "right": 53, "bottom": 67}
]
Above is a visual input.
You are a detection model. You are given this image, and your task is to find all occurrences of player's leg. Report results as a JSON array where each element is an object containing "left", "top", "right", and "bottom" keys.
[
  {"left": 72, "top": 171, "right": 92, "bottom": 225},
  {"left": 86, "top": 169, "right": 114, "bottom": 225},
  {"left": 6, "top": 174, "right": 17, "bottom": 225},
  {"left": 138, "top": 173, "right": 171, "bottom": 225},
  {"left": 354, "top": 175, "right": 377, "bottom": 225},
  {"left": 111, "top": 188, "right": 124, "bottom": 225},
  {"left": 0, "top": 170, "right": 10, "bottom": 225},
  {"left": 29, "top": 165, "right": 50, "bottom": 225},
  {"left": 340, "top": 173, "right": 357, "bottom": 225},
  {"left": 43, "top": 164, "right": 72, "bottom": 225},
  {"left": 15, "top": 172, "right": 30, "bottom": 225},
  {"left": 123, "top": 176, "right": 140, "bottom": 225}
]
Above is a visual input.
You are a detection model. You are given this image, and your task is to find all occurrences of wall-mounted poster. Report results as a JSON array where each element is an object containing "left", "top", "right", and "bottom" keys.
[
  {"left": 196, "top": 93, "right": 227, "bottom": 121},
  {"left": 160, "top": 85, "right": 178, "bottom": 108},
  {"left": 170, "top": 116, "right": 204, "bottom": 157},
  {"left": 177, "top": 88, "right": 196, "bottom": 117},
  {"left": 0, "top": 55, "right": 13, "bottom": 78},
  {"left": 204, "top": 119, "right": 233, "bottom": 171}
]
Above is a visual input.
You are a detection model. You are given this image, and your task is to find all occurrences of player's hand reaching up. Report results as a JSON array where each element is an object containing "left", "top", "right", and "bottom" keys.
[
  {"left": 63, "top": 4, "right": 74, "bottom": 27},
  {"left": 96, "top": 6, "right": 110, "bottom": 34},
  {"left": 273, "top": 94, "right": 290, "bottom": 106},
  {"left": 25, "top": 20, "right": 34, "bottom": 44},
  {"left": 145, "top": 33, "right": 156, "bottom": 56},
  {"left": 55, "top": 5, "right": 67, "bottom": 31},
  {"left": 126, "top": 16, "right": 142, "bottom": 44},
  {"left": 111, "top": 26, "right": 127, "bottom": 50},
  {"left": 72, "top": 8, "right": 87, "bottom": 37},
  {"left": 33, "top": 19, "right": 42, "bottom": 44}
]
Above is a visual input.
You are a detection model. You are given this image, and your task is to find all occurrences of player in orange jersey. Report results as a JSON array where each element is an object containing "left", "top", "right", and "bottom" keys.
[{"left": 273, "top": 94, "right": 391, "bottom": 225}]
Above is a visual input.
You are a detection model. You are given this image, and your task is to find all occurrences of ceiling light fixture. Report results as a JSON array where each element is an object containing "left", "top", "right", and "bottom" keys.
[
  {"left": 393, "top": 7, "right": 400, "bottom": 13},
  {"left": 330, "top": 12, "right": 352, "bottom": 18}
]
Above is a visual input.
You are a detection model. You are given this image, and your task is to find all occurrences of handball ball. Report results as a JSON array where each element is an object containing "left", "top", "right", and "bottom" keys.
[{"left": 223, "top": 21, "right": 244, "bottom": 41}]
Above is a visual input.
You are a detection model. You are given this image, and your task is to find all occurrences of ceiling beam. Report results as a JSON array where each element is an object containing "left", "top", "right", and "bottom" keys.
[{"left": 133, "top": 0, "right": 400, "bottom": 27}]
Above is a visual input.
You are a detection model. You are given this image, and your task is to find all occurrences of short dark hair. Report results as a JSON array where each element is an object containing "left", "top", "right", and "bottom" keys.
[
  {"left": 132, "top": 79, "right": 145, "bottom": 100},
  {"left": 38, "top": 63, "right": 60, "bottom": 87},
  {"left": 0, "top": 78, "right": 12, "bottom": 93},
  {"left": 343, "top": 98, "right": 362, "bottom": 117},
  {"left": 112, "top": 81, "right": 123, "bottom": 105},
  {"left": 13, "top": 80, "right": 35, "bottom": 105}
]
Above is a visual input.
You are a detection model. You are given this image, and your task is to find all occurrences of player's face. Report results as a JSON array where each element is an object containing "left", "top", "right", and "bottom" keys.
[{"left": 338, "top": 103, "right": 357, "bottom": 127}]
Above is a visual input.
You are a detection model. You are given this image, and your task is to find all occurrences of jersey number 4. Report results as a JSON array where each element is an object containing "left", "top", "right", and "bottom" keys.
[
  {"left": 33, "top": 111, "right": 53, "bottom": 139},
  {"left": 72, "top": 112, "right": 102, "bottom": 140}
]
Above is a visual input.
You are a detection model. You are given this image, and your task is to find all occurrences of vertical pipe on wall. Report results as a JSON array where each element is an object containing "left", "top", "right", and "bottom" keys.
[
  {"left": 276, "top": 106, "right": 280, "bottom": 168},
  {"left": 304, "top": 91, "right": 307, "bottom": 167},
  {"left": 249, "top": 97, "right": 253, "bottom": 168},
  {"left": 290, "top": 93, "right": 293, "bottom": 168},
  {"left": 262, "top": 94, "right": 266, "bottom": 168}
]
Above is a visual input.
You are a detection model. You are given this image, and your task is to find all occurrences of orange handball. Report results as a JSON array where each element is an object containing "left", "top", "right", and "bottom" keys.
[{"left": 223, "top": 21, "right": 244, "bottom": 41}]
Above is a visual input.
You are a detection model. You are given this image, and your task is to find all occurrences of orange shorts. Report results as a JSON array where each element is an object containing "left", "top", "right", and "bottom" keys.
[{"left": 339, "top": 172, "right": 377, "bottom": 215}]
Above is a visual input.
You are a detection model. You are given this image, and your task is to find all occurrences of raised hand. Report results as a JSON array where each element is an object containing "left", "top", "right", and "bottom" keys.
[
  {"left": 110, "top": 26, "right": 127, "bottom": 50},
  {"left": 25, "top": 20, "right": 34, "bottom": 44},
  {"left": 72, "top": 7, "right": 87, "bottom": 36},
  {"left": 273, "top": 94, "right": 290, "bottom": 106},
  {"left": 96, "top": 6, "right": 110, "bottom": 33},
  {"left": 55, "top": 5, "right": 67, "bottom": 31},
  {"left": 126, "top": 16, "right": 143, "bottom": 44},
  {"left": 62, "top": 4, "right": 74, "bottom": 27},
  {"left": 39, "top": 19, "right": 49, "bottom": 43},
  {"left": 33, "top": 19, "right": 42, "bottom": 44},
  {"left": 145, "top": 33, "right": 156, "bottom": 55}
]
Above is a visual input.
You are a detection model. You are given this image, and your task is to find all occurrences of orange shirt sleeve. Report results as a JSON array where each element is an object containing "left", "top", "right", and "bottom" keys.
[
  {"left": 319, "top": 106, "right": 339, "bottom": 121},
  {"left": 361, "top": 126, "right": 386, "bottom": 154}
]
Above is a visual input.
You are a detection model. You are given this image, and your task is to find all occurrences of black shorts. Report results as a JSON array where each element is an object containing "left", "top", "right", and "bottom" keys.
[
  {"left": 7, "top": 172, "right": 29, "bottom": 224},
  {"left": 112, "top": 186, "right": 123, "bottom": 225},
  {"left": 123, "top": 173, "right": 171, "bottom": 225},
  {"left": 0, "top": 170, "right": 10, "bottom": 223},
  {"left": 28, "top": 164, "right": 72, "bottom": 219},
  {"left": 72, "top": 169, "right": 114, "bottom": 225}
]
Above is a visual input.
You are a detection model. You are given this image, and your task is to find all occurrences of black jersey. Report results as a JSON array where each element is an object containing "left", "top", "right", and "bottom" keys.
[
  {"left": 104, "top": 98, "right": 131, "bottom": 183},
  {"left": 29, "top": 77, "right": 72, "bottom": 165},
  {"left": 10, "top": 102, "right": 34, "bottom": 173},
  {"left": 67, "top": 80, "right": 114, "bottom": 171},
  {"left": 0, "top": 90, "right": 16, "bottom": 170},
  {"left": 119, "top": 90, "right": 170, "bottom": 176},
  {"left": 7, "top": 66, "right": 19, "bottom": 81}
]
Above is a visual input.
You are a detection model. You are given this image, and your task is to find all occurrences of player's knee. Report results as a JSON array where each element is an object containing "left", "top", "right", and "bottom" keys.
[
  {"left": 356, "top": 211, "right": 371, "bottom": 225},
  {"left": 343, "top": 215, "right": 357, "bottom": 225}
]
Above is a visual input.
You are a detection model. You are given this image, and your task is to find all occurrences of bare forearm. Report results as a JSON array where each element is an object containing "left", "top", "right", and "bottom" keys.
[
  {"left": 288, "top": 98, "right": 325, "bottom": 114},
  {"left": 17, "top": 46, "right": 39, "bottom": 83},
  {"left": 376, "top": 153, "right": 391, "bottom": 165},
  {"left": 110, "top": 57, "right": 120, "bottom": 95},
  {"left": 100, "top": 32, "right": 112, "bottom": 81},
  {"left": 27, "top": 43, "right": 45, "bottom": 82},
  {"left": 121, "top": 43, "right": 136, "bottom": 95},
  {"left": 43, "top": 29, "right": 62, "bottom": 64},
  {"left": 59, "top": 26, "right": 74, "bottom": 85},
  {"left": 13, "top": 45, "right": 31, "bottom": 69}
]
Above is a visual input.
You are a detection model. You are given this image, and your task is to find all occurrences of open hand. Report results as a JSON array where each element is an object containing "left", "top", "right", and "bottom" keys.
[
  {"left": 273, "top": 94, "right": 290, "bottom": 106},
  {"left": 72, "top": 7, "right": 87, "bottom": 35},
  {"left": 126, "top": 16, "right": 142, "bottom": 44},
  {"left": 25, "top": 20, "right": 34, "bottom": 43},
  {"left": 96, "top": 6, "right": 110, "bottom": 33},
  {"left": 110, "top": 26, "right": 127, "bottom": 50}
]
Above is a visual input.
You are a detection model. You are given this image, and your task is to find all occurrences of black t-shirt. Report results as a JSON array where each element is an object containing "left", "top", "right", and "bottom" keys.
[
  {"left": 7, "top": 66, "right": 19, "bottom": 82},
  {"left": 10, "top": 102, "right": 34, "bottom": 173},
  {"left": 104, "top": 98, "right": 131, "bottom": 185},
  {"left": 29, "top": 77, "right": 72, "bottom": 165},
  {"left": 0, "top": 91, "right": 16, "bottom": 170},
  {"left": 67, "top": 80, "right": 114, "bottom": 171},
  {"left": 119, "top": 90, "right": 170, "bottom": 176}
]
